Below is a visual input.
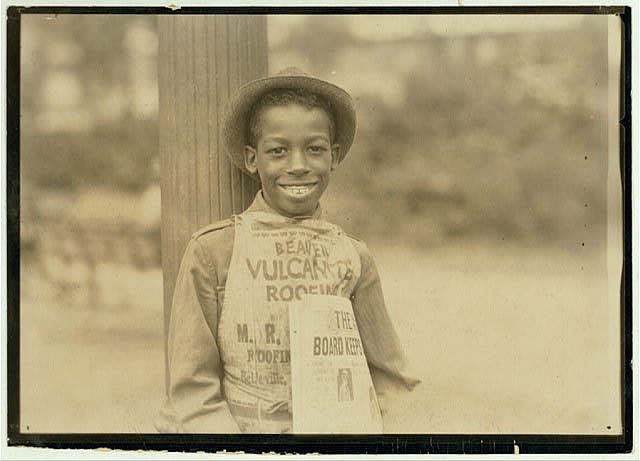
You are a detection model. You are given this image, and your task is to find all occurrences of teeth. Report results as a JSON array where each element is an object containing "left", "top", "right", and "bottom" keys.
[{"left": 282, "top": 185, "right": 313, "bottom": 195}]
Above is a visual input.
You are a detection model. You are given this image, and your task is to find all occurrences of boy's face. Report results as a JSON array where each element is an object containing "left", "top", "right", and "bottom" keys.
[{"left": 244, "top": 103, "right": 340, "bottom": 217}]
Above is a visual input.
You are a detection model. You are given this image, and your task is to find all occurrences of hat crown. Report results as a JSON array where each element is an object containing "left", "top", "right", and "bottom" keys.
[{"left": 275, "top": 66, "right": 310, "bottom": 77}]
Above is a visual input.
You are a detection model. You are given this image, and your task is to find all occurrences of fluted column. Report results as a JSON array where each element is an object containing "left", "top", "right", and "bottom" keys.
[{"left": 158, "top": 15, "right": 267, "bottom": 390}]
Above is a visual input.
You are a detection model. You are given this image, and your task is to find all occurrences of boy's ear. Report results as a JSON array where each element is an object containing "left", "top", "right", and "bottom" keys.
[
  {"left": 330, "top": 144, "right": 341, "bottom": 171},
  {"left": 244, "top": 145, "right": 258, "bottom": 175}
]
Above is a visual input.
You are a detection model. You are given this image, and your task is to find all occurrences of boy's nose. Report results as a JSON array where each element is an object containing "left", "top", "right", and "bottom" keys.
[{"left": 286, "top": 150, "right": 311, "bottom": 175}]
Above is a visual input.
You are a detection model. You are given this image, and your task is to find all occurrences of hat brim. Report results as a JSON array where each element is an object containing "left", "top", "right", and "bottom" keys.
[{"left": 222, "top": 74, "right": 356, "bottom": 179}]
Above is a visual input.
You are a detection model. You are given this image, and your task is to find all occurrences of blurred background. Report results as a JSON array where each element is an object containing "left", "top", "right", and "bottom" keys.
[{"left": 19, "top": 14, "right": 621, "bottom": 433}]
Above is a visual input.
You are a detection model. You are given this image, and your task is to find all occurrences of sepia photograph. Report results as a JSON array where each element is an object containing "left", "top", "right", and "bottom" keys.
[{"left": 6, "top": 6, "right": 632, "bottom": 454}]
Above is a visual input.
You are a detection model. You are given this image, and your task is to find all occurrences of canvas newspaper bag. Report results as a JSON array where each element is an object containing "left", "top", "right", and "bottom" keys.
[{"left": 218, "top": 211, "right": 382, "bottom": 433}]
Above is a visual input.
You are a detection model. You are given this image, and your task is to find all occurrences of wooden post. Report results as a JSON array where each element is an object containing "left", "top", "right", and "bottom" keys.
[{"left": 158, "top": 15, "right": 267, "bottom": 390}]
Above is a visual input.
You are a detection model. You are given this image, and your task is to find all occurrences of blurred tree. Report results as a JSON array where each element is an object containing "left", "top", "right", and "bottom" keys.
[
  {"left": 21, "top": 14, "right": 610, "bottom": 246},
  {"left": 271, "top": 15, "right": 609, "bottom": 246},
  {"left": 21, "top": 15, "right": 158, "bottom": 193}
]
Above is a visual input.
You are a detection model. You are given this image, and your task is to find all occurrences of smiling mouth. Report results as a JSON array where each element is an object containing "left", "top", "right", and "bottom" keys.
[{"left": 279, "top": 183, "right": 317, "bottom": 196}]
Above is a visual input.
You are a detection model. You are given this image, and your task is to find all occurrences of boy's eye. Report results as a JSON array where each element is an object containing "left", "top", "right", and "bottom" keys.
[
  {"left": 267, "top": 147, "right": 287, "bottom": 155},
  {"left": 308, "top": 145, "right": 327, "bottom": 154}
]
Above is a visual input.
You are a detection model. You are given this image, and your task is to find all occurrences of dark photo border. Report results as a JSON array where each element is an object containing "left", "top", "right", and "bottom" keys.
[{"left": 5, "top": 4, "right": 633, "bottom": 455}]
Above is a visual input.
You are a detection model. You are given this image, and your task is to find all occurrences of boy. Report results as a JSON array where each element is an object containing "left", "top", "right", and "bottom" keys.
[{"left": 157, "top": 68, "right": 419, "bottom": 434}]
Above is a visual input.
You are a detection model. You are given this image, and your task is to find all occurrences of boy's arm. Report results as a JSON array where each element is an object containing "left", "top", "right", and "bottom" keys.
[
  {"left": 156, "top": 237, "right": 240, "bottom": 433},
  {"left": 350, "top": 240, "right": 421, "bottom": 422}
]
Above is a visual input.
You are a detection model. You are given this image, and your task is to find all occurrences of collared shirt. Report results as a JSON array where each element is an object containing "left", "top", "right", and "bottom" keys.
[{"left": 156, "top": 192, "right": 420, "bottom": 433}]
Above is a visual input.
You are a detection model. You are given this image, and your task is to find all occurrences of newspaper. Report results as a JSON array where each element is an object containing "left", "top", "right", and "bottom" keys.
[{"left": 289, "top": 294, "right": 383, "bottom": 433}]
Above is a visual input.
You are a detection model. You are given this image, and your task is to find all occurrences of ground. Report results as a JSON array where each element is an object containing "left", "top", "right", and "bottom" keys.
[{"left": 19, "top": 243, "right": 620, "bottom": 434}]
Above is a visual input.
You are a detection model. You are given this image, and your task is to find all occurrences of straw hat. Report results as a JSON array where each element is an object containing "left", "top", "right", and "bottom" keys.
[{"left": 222, "top": 67, "right": 357, "bottom": 178}]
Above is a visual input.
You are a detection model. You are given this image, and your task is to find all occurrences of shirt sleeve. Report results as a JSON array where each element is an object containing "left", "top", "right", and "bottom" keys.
[
  {"left": 155, "top": 237, "right": 240, "bottom": 433},
  {"left": 350, "top": 240, "right": 421, "bottom": 422}
]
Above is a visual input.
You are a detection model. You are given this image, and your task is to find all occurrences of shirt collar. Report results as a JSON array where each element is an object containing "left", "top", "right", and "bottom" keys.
[{"left": 247, "top": 190, "right": 323, "bottom": 220}]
